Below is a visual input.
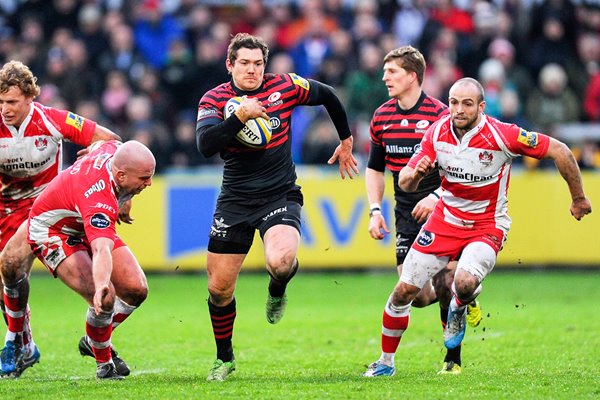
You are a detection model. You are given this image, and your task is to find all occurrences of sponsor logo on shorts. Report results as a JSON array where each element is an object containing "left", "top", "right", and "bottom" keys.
[
  {"left": 210, "top": 217, "right": 230, "bottom": 238},
  {"left": 262, "top": 206, "right": 287, "bottom": 222},
  {"left": 90, "top": 213, "right": 110, "bottom": 229},
  {"left": 416, "top": 230, "right": 434, "bottom": 247}
]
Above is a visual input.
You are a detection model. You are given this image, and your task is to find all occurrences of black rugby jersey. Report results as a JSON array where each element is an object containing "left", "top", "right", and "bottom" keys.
[
  {"left": 367, "top": 92, "right": 448, "bottom": 207},
  {"left": 197, "top": 73, "right": 311, "bottom": 198}
]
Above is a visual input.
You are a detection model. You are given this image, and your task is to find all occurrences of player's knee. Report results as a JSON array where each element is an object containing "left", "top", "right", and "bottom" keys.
[
  {"left": 392, "top": 282, "right": 419, "bottom": 305},
  {"left": 0, "top": 255, "right": 24, "bottom": 283},
  {"left": 265, "top": 252, "right": 296, "bottom": 281},
  {"left": 453, "top": 275, "right": 479, "bottom": 300},
  {"left": 208, "top": 281, "right": 234, "bottom": 303},
  {"left": 124, "top": 285, "right": 148, "bottom": 307}
]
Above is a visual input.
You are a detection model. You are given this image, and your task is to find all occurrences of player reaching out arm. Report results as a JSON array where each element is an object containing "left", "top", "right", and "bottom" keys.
[{"left": 27, "top": 140, "right": 155, "bottom": 379}]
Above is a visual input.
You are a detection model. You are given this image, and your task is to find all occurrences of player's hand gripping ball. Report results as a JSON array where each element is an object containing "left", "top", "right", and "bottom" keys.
[{"left": 224, "top": 97, "right": 272, "bottom": 148}]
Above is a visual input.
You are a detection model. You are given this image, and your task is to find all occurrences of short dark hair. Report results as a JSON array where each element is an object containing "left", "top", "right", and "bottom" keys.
[
  {"left": 383, "top": 45, "right": 426, "bottom": 85},
  {"left": 227, "top": 33, "right": 269, "bottom": 65}
]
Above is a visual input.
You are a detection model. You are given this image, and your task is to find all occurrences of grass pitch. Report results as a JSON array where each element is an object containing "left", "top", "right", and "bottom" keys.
[{"left": 0, "top": 269, "right": 598, "bottom": 399}]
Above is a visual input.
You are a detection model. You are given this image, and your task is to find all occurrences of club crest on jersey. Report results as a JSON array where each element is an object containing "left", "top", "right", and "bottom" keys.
[
  {"left": 90, "top": 213, "right": 110, "bottom": 229},
  {"left": 268, "top": 92, "right": 281, "bottom": 103},
  {"left": 517, "top": 129, "right": 538, "bottom": 148},
  {"left": 66, "top": 112, "right": 84, "bottom": 131},
  {"left": 478, "top": 150, "right": 493, "bottom": 165},
  {"left": 289, "top": 73, "right": 310, "bottom": 90},
  {"left": 35, "top": 137, "right": 48, "bottom": 151},
  {"left": 416, "top": 230, "right": 434, "bottom": 247}
]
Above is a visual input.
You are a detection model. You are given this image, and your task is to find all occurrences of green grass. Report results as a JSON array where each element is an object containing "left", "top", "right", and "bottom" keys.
[{"left": 1, "top": 270, "right": 599, "bottom": 399}]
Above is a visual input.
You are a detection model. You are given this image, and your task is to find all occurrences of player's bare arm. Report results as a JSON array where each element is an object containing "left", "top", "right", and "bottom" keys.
[
  {"left": 77, "top": 124, "right": 122, "bottom": 158},
  {"left": 365, "top": 168, "right": 389, "bottom": 239},
  {"left": 328, "top": 136, "right": 359, "bottom": 179},
  {"left": 545, "top": 138, "right": 592, "bottom": 220},
  {"left": 411, "top": 194, "right": 438, "bottom": 224},
  {"left": 398, "top": 155, "right": 434, "bottom": 192},
  {"left": 90, "top": 237, "right": 115, "bottom": 315},
  {"left": 117, "top": 199, "right": 134, "bottom": 225}
]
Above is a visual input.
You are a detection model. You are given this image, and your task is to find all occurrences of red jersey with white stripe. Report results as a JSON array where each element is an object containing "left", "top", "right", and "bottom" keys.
[
  {"left": 28, "top": 141, "right": 125, "bottom": 248},
  {"left": 0, "top": 102, "right": 96, "bottom": 205},
  {"left": 408, "top": 114, "right": 550, "bottom": 234}
]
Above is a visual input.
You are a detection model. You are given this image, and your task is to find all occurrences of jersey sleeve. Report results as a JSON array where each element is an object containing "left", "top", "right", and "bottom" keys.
[
  {"left": 407, "top": 123, "right": 437, "bottom": 168},
  {"left": 367, "top": 116, "right": 386, "bottom": 171},
  {"left": 287, "top": 73, "right": 311, "bottom": 105},
  {"left": 196, "top": 91, "right": 224, "bottom": 130},
  {"left": 43, "top": 107, "right": 97, "bottom": 146},
  {"left": 501, "top": 124, "right": 551, "bottom": 159},
  {"left": 78, "top": 186, "right": 119, "bottom": 245}
]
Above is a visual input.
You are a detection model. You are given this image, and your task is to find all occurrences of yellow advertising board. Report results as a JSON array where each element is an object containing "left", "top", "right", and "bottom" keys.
[{"left": 111, "top": 168, "right": 599, "bottom": 271}]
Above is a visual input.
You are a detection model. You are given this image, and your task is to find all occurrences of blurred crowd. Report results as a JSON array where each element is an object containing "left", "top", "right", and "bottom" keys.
[{"left": 2, "top": 0, "right": 600, "bottom": 173}]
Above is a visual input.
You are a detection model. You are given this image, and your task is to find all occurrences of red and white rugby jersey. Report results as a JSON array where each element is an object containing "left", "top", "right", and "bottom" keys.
[
  {"left": 0, "top": 102, "right": 96, "bottom": 204},
  {"left": 28, "top": 141, "right": 122, "bottom": 245},
  {"left": 408, "top": 114, "right": 550, "bottom": 232}
]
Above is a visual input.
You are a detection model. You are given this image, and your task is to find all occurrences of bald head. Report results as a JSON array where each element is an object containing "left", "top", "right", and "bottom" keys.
[
  {"left": 113, "top": 140, "right": 156, "bottom": 172},
  {"left": 112, "top": 140, "right": 155, "bottom": 195},
  {"left": 449, "top": 78, "right": 485, "bottom": 103}
]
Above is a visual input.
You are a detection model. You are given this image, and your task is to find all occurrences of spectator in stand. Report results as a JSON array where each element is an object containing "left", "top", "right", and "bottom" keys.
[
  {"left": 77, "top": 4, "right": 108, "bottom": 69},
  {"left": 230, "top": 0, "right": 266, "bottom": 36},
  {"left": 97, "top": 23, "right": 146, "bottom": 84},
  {"left": 160, "top": 37, "right": 196, "bottom": 114},
  {"left": 101, "top": 69, "right": 132, "bottom": 128},
  {"left": 487, "top": 38, "right": 534, "bottom": 107},
  {"left": 526, "top": 63, "right": 580, "bottom": 136},
  {"left": 190, "top": 36, "right": 230, "bottom": 101},
  {"left": 289, "top": 11, "right": 333, "bottom": 78},
  {"left": 132, "top": 0, "right": 185, "bottom": 69},
  {"left": 527, "top": 16, "right": 577, "bottom": 79},
  {"left": 344, "top": 42, "right": 390, "bottom": 154},
  {"left": 566, "top": 33, "right": 600, "bottom": 101},
  {"left": 392, "top": 0, "right": 429, "bottom": 47}
]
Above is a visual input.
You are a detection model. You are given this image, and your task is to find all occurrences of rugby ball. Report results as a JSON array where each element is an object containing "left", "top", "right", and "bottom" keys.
[{"left": 224, "top": 97, "right": 272, "bottom": 148}]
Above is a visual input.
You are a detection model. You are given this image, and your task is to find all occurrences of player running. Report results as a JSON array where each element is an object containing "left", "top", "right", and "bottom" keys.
[
  {"left": 371, "top": 77, "right": 591, "bottom": 374},
  {"left": 196, "top": 33, "right": 359, "bottom": 381},
  {"left": 363, "top": 46, "right": 482, "bottom": 378}
]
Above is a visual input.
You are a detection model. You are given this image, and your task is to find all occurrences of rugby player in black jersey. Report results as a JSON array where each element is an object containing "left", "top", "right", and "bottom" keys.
[
  {"left": 362, "top": 46, "right": 482, "bottom": 377},
  {"left": 196, "top": 33, "right": 358, "bottom": 381}
]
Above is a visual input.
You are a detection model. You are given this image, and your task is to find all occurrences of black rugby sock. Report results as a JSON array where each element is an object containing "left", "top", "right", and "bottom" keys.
[
  {"left": 208, "top": 298, "right": 236, "bottom": 362},
  {"left": 268, "top": 260, "right": 299, "bottom": 298}
]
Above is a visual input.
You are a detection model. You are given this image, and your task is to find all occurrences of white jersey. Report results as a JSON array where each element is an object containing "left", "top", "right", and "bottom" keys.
[
  {"left": 408, "top": 114, "right": 551, "bottom": 234},
  {"left": 0, "top": 102, "right": 96, "bottom": 204}
]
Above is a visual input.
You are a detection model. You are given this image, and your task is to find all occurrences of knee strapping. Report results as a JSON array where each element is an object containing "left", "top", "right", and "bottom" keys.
[{"left": 86, "top": 306, "right": 113, "bottom": 328}]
